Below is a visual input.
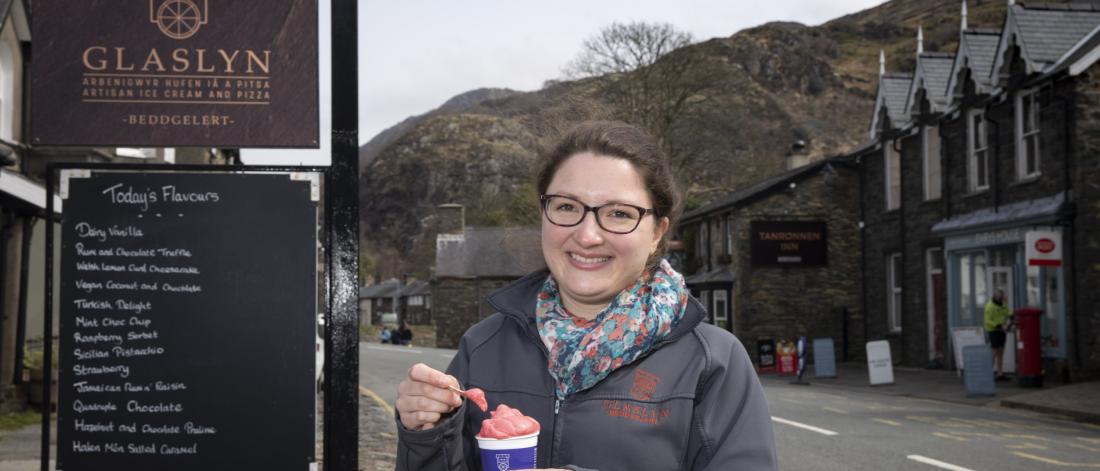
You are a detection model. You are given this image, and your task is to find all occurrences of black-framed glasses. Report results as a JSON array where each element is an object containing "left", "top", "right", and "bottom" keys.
[{"left": 539, "top": 194, "right": 654, "bottom": 234}]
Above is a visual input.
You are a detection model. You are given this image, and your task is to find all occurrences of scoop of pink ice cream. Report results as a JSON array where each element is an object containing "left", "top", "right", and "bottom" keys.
[
  {"left": 477, "top": 404, "right": 540, "bottom": 439},
  {"left": 465, "top": 388, "right": 488, "bottom": 412}
]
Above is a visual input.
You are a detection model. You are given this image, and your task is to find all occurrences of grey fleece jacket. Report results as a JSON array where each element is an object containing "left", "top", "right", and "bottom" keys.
[{"left": 396, "top": 270, "right": 778, "bottom": 470}]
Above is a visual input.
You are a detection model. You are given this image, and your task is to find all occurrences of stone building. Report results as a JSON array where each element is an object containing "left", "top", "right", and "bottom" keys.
[
  {"left": 860, "top": 2, "right": 1100, "bottom": 380},
  {"left": 358, "top": 278, "right": 430, "bottom": 326},
  {"left": 679, "top": 157, "right": 864, "bottom": 361},
  {"left": 430, "top": 203, "right": 543, "bottom": 348}
]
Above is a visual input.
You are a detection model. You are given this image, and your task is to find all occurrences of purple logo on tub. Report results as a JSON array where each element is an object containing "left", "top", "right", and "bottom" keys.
[{"left": 496, "top": 454, "right": 510, "bottom": 471}]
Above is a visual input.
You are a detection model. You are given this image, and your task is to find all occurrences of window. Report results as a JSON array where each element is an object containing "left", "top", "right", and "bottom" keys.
[
  {"left": 1016, "top": 89, "right": 1041, "bottom": 179},
  {"left": 713, "top": 290, "right": 728, "bottom": 330},
  {"left": 407, "top": 295, "right": 424, "bottom": 306},
  {"left": 695, "top": 224, "right": 706, "bottom": 263},
  {"left": 923, "top": 126, "right": 942, "bottom": 200},
  {"left": 887, "top": 253, "right": 902, "bottom": 332},
  {"left": 699, "top": 291, "right": 711, "bottom": 323},
  {"left": 884, "top": 141, "right": 900, "bottom": 210},
  {"left": 967, "top": 110, "right": 989, "bottom": 192}
]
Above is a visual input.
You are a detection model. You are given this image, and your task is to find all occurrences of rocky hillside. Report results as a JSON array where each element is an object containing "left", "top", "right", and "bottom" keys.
[{"left": 360, "top": 0, "right": 1018, "bottom": 280}]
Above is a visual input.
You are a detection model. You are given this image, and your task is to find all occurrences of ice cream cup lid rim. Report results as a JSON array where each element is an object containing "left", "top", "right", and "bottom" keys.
[{"left": 475, "top": 431, "right": 539, "bottom": 441}]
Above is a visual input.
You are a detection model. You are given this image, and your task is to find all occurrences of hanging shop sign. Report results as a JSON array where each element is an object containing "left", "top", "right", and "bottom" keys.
[
  {"left": 750, "top": 221, "right": 827, "bottom": 266},
  {"left": 32, "top": 0, "right": 319, "bottom": 148},
  {"left": 1025, "top": 229, "right": 1063, "bottom": 267}
]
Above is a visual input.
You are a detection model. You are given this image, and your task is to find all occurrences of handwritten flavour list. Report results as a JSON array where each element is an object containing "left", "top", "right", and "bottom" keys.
[{"left": 58, "top": 172, "right": 319, "bottom": 471}]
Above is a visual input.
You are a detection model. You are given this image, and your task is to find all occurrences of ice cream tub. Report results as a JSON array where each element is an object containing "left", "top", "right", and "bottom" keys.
[{"left": 476, "top": 432, "right": 538, "bottom": 471}]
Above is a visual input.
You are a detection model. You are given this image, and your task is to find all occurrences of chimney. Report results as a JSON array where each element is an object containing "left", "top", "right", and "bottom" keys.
[
  {"left": 785, "top": 140, "right": 810, "bottom": 170},
  {"left": 961, "top": 1, "right": 968, "bottom": 31},
  {"left": 437, "top": 203, "right": 465, "bottom": 235}
]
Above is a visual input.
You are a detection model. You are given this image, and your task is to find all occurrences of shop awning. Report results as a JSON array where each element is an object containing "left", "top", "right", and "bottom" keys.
[
  {"left": 931, "top": 192, "right": 1068, "bottom": 236},
  {"left": 0, "top": 169, "right": 62, "bottom": 216}
]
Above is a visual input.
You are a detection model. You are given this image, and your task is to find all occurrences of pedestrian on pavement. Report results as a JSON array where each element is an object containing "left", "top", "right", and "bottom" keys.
[
  {"left": 398, "top": 320, "right": 413, "bottom": 346},
  {"left": 984, "top": 289, "right": 1012, "bottom": 381},
  {"left": 378, "top": 327, "right": 392, "bottom": 344},
  {"left": 394, "top": 121, "right": 778, "bottom": 470}
]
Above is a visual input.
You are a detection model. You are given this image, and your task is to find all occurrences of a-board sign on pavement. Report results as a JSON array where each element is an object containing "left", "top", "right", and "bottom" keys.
[
  {"left": 812, "top": 338, "right": 836, "bottom": 378},
  {"left": 962, "top": 345, "right": 996, "bottom": 397},
  {"left": 951, "top": 326, "right": 986, "bottom": 375},
  {"left": 57, "top": 170, "right": 319, "bottom": 471},
  {"left": 866, "top": 340, "right": 894, "bottom": 386}
]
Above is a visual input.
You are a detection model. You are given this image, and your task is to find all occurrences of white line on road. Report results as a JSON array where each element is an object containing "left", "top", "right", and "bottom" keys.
[
  {"left": 906, "top": 455, "right": 976, "bottom": 471},
  {"left": 365, "top": 344, "right": 423, "bottom": 354},
  {"left": 771, "top": 417, "right": 838, "bottom": 436}
]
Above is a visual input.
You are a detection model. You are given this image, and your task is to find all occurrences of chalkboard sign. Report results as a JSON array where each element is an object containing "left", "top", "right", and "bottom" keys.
[
  {"left": 812, "top": 338, "right": 836, "bottom": 379},
  {"left": 962, "top": 345, "right": 996, "bottom": 397},
  {"left": 57, "top": 170, "right": 320, "bottom": 471}
]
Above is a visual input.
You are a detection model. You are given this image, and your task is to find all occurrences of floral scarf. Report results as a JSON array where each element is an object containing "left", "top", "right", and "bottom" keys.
[{"left": 536, "top": 259, "right": 688, "bottom": 399}]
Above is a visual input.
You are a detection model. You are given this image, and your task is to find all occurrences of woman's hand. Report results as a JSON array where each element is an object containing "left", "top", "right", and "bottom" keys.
[{"left": 396, "top": 363, "right": 463, "bottom": 431}]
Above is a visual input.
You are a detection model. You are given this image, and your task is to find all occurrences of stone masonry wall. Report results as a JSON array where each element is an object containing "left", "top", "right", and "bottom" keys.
[
  {"left": 431, "top": 277, "right": 516, "bottom": 349},
  {"left": 1073, "top": 66, "right": 1100, "bottom": 380},
  {"left": 732, "top": 165, "right": 864, "bottom": 361}
]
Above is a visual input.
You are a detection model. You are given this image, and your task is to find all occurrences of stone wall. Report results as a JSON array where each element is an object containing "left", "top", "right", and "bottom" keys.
[
  {"left": 1073, "top": 65, "right": 1100, "bottom": 380},
  {"left": 861, "top": 142, "right": 905, "bottom": 362},
  {"left": 730, "top": 165, "right": 864, "bottom": 361},
  {"left": 431, "top": 277, "right": 517, "bottom": 349}
]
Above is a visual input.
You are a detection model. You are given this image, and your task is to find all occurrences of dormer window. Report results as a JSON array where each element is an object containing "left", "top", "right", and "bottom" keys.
[
  {"left": 1016, "top": 89, "right": 1041, "bottom": 180},
  {"left": 967, "top": 110, "right": 989, "bottom": 192}
]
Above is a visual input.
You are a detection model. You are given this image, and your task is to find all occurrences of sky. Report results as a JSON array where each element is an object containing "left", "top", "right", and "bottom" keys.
[{"left": 242, "top": 0, "right": 885, "bottom": 166}]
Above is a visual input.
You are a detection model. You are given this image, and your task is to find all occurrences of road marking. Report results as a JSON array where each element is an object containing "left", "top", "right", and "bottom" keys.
[
  {"left": 873, "top": 418, "right": 902, "bottom": 426},
  {"left": 1003, "top": 433, "right": 1051, "bottom": 442},
  {"left": 906, "top": 455, "right": 977, "bottom": 471},
  {"left": 822, "top": 406, "right": 848, "bottom": 414},
  {"left": 358, "top": 385, "right": 395, "bottom": 416},
  {"left": 1012, "top": 451, "right": 1100, "bottom": 467},
  {"left": 771, "top": 417, "right": 838, "bottom": 436},
  {"left": 1068, "top": 443, "right": 1100, "bottom": 453},
  {"left": 1080, "top": 437, "right": 1100, "bottom": 445},
  {"left": 1006, "top": 443, "right": 1049, "bottom": 450},
  {"left": 932, "top": 432, "right": 969, "bottom": 442},
  {"left": 365, "top": 344, "right": 424, "bottom": 354}
]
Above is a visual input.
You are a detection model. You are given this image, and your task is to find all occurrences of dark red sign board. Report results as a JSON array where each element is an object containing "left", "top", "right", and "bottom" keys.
[
  {"left": 750, "top": 221, "right": 827, "bottom": 266},
  {"left": 32, "top": 0, "right": 318, "bottom": 148}
]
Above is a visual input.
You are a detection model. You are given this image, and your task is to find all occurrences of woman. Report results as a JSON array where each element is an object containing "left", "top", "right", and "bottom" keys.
[{"left": 396, "top": 121, "right": 777, "bottom": 470}]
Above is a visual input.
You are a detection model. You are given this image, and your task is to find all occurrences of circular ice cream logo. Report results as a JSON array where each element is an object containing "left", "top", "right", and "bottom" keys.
[
  {"left": 150, "top": 0, "right": 209, "bottom": 40},
  {"left": 495, "top": 454, "right": 510, "bottom": 471}
]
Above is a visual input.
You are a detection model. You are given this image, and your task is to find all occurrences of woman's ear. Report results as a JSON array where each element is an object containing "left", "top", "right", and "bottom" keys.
[{"left": 652, "top": 216, "right": 670, "bottom": 251}]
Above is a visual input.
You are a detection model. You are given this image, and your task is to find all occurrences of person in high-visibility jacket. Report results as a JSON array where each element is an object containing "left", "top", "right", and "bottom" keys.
[{"left": 984, "top": 289, "right": 1011, "bottom": 381}]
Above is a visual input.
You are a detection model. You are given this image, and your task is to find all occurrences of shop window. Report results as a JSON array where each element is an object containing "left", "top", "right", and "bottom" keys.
[
  {"left": 884, "top": 142, "right": 900, "bottom": 210},
  {"left": 887, "top": 253, "right": 902, "bottom": 332},
  {"left": 923, "top": 126, "right": 942, "bottom": 200},
  {"left": 1016, "top": 89, "right": 1041, "bottom": 180},
  {"left": 968, "top": 110, "right": 989, "bottom": 192}
]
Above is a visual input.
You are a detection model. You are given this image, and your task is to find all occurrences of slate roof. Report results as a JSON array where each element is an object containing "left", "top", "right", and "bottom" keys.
[
  {"left": 931, "top": 192, "right": 1068, "bottom": 235},
  {"left": 681, "top": 153, "right": 863, "bottom": 223},
  {"left": 908, "top": 53, "right": 955, "bottom": 112},
  {"left": 360, "top": 279, "right": 400, "bottom": 299},
  {"left": 685, "top": 266, "right": 736, "bottom": 286},
  {"left": 998, "top": 2, "right": 1100, "bottom": 75},
  {"left": 878, "top": 73, "right": 914, "bottom": 130},
  {"left": 435, "top": 227, "right": 544, "bottom": 278},
  {"left": 401, "top": 280, "right": 430, "bottom": 297},
  {"left": 963, "top": 29, "right": 1003, "bottom": 88}
]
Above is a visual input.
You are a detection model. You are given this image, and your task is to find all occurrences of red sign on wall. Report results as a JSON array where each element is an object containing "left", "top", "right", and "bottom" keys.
[{"left": 32, "top": 0, "right": 318, "bottom": 148}]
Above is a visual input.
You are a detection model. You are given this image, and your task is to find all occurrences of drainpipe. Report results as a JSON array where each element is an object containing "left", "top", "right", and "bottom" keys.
[
  {"left": 859, "top": 150, "right": 869, "bottom": 360},
  {"left": 12, "top": 216, "right": 33, "bottom": 384}
]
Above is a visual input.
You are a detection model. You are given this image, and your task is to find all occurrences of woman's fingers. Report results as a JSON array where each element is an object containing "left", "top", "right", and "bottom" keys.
[{"left": 395, "top": 363, "right": 463, "bottom": 430}]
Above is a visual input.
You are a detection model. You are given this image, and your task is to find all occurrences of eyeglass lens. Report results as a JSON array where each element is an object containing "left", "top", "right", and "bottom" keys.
[{"left": 543, "top": 195, "right": 642, "bottom": 234}]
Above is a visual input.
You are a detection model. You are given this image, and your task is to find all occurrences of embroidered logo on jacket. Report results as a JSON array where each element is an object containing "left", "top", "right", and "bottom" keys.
[
  {"left": 630, "top": 369, "right": 660, "bottom": 401},
  {"left": 602, "top": 400, "right": 670, "bottom": 424}
]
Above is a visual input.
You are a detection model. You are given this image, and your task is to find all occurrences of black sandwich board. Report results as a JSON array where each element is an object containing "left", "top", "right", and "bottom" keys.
[{"left": 54, "top": 169, "right": 320, "bottom": 471}]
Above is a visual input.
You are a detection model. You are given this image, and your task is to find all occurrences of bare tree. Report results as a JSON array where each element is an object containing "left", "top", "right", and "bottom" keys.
[{"left": 563, "top": 22, "right": 720, "bottom": 173}]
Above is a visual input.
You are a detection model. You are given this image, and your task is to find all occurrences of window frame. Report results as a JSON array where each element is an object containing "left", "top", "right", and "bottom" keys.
[
  {"left": 887, "top": 253, "right": 903, "bottom": 333},
  {"left": 967, "top": 109, "right": 990, "bottom": 192},
  {"left": 1016, "top": 88, "right": 1041, "bottom": 180},
  {"left": 922, "top": 125, "right": 942, "bottom": 201},
  {"left": 884, "top": 140, "right": 900, "bottom": 211}
]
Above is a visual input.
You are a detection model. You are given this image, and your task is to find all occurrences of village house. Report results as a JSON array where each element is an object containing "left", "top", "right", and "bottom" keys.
[
  {"left": 679, "top": 156, "right": 865, "bottom": 361},
  {"left": 861, "top": 1, "right": 1100, "bottom": 380}
]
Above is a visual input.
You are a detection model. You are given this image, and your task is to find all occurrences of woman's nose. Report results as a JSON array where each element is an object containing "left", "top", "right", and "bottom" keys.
[{"left": 572, "top": 211, "right": 605, "bottom": 246}]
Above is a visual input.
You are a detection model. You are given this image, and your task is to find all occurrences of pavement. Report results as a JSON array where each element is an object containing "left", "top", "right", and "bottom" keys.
[{"left": 2, "top": 358, "right": 1097, "bottom": 469}]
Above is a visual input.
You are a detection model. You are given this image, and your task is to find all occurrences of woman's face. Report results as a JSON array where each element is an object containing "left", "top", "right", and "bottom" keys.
[{"left": 541, "top": 152, "right": 669, "bottom": 317}]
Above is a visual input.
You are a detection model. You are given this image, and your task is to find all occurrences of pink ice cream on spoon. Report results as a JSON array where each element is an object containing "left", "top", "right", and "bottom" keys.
[{"left": 477, "top": 404, "right": 540, "bottom": 439}]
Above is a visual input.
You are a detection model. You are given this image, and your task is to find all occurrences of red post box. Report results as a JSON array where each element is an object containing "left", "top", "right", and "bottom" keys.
[{"left": 1014, "top": 307, "right": 1043, "bottom": 388}]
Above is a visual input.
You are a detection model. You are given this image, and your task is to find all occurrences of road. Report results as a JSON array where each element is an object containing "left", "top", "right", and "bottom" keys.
[{"left": 361, "top": 342, "right": 1100, "bottom": 470}]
